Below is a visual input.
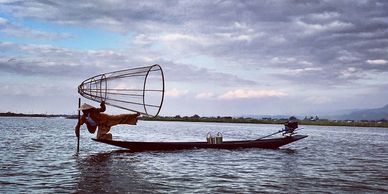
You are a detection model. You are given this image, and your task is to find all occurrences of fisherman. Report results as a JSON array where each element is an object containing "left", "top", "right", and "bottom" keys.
[
  {"left": 74, "top": 101, "right": 140, "bottom": 140},
  {"left": 284, "top": 116, "right": 298, "bottom": 135}
]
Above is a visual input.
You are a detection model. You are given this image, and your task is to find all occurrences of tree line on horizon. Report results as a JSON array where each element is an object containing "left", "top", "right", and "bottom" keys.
[{"left": 1, "top": 111, "right": 387, "bottom": 128}]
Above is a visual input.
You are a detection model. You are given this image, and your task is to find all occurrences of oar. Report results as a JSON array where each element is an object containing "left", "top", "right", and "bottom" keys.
[
  {"left": 257, "top": 129, "right": 286, "bottom": 140},
  {"left": 256, "top": 127, "right": 305, "bottom": 141},
  {"left": 280, "top": 127, "right": 305, "bottom": 135},
  {"left": 77, "top": 98, "right": 81, "bottom": 153}
]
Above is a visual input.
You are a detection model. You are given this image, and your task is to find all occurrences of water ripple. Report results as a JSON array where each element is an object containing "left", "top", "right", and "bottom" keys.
[{"left": 1, "top": 118, "right": 388, "bottom": 193}]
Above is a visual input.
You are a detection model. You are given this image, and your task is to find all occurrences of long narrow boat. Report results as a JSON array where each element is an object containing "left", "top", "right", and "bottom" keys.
[{"left": 92, "top": 134, "right": 307, "bottom": 151}]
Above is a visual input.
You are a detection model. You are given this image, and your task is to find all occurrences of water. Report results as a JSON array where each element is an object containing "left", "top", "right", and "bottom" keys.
[{"left": 1, "top": 117, "right": 387, "bottom": 193}]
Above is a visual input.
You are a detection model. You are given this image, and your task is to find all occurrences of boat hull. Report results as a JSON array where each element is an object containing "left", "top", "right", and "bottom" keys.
[{"left": 92, "top": 135, "right": 308, "bottom": 151}]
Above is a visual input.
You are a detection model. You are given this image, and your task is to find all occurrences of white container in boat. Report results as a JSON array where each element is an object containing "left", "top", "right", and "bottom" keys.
[
  {"left": 206, "top": 132, "right": 213, "bottom": 144},
  {"left": 215, "top": 132, "right": 223, "bottom": 144},
  {"left": 212, "top": 137, "right": 217, "bottom": 144}
]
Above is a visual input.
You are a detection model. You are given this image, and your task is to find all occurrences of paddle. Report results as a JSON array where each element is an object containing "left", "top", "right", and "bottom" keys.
[
  {"left": 77, "top": 98, "right": 81, "bottom": 153},
  {"left": 257, "top": 129, "right": 286, "bottom": 140},
  {"left": 280, "top": 127, "right": 304, "bottom": 136}
]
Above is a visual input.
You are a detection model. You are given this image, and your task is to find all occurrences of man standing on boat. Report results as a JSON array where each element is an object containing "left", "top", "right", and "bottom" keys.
[{"left": 74, "top": 101, "right": 140, "bottom": 140}]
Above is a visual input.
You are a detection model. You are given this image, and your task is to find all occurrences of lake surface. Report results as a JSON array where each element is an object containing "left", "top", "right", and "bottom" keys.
[{"left": 1, "top": 117, "right": 387, "bottom": 193}]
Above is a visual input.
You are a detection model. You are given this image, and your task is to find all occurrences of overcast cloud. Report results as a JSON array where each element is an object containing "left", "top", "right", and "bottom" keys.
[{"left": 0, "top": 0, "right": 387, "bottom": 116}]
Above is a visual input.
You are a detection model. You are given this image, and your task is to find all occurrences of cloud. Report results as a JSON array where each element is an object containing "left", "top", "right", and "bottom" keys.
[
  {"left": 165, "top": 88, "right": 188, "bottom": 98},
  {"left": 1, "top": 0, "right": 388, "bottom": 115},
  {"left": 305, "top": 96, "right": 332, "bottom": 104},
  {"left": 0, "top": 1, "right": 180, "bottom": 33},
  {"left": 161, "top": 60, "right": 257, "bottom": 87},
  {"left": 366, "top": 59, "right": 388, "bottom": 65},
  {"left": 195, "top": 92, "right": 214, "bottom": 99},
  {"left": 0, "top": 42, "right": 108, "bottom": 77},
  {"left": 218, "top": 89, "right": 287, "bottom": 100},
  {"left": 0, "top": 17, "right": 6, "bottom": 25},
  {"left": 2, "top": 1, "right": 387, "bottom": 87},
  {"left": 161, "top": 33, "right": 199, "bottom": 42},
  {"left": 289, "top": 67, "right": 323, "bottom": 74},
  {"left": 0, "top": 41, "right": 257, "bottom": 89},
  {"left": 0, "top": 83, "right": 72, "bottom": 97},
  {"left": 295, "top": 19, "right": 354, "bottom": 34},
  {"left": 0, "top": 16, "right": 72, "bottom": 39}
]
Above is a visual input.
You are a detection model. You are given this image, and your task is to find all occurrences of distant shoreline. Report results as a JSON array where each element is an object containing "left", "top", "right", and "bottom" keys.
[
  {"left": 1, "top": 112, "right": 387, "bottom": 128},
  {"left": 0, "top": 112, "right": 68, "bottom": 118},
  {"left": 141, "top": 116, "right": 388, "bottom": 128}
]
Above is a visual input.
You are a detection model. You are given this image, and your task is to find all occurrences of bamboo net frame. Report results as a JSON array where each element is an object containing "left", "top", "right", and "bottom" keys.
[{"left": 78, "top": 64, "right": 165, "bottom": 117}]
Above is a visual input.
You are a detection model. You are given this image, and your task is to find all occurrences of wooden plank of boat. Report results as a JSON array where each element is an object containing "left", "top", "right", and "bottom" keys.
[{"left": 92, "top": 135, "right": 308, "bottom": 151}]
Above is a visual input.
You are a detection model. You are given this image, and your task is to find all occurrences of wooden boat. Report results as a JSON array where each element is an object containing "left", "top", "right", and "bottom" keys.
[{"left": 92, "top": 134, "right": 307, "bottom": 152}]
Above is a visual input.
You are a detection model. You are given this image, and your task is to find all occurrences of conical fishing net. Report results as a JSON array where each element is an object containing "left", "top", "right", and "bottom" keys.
[{"left": 78, "top": 64, "right": 164, "bottom": 117}]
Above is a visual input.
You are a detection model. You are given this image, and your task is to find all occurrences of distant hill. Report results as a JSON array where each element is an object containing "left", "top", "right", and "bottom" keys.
[{"left": 338, "top": 104, "right": 388, "bottom": 121}]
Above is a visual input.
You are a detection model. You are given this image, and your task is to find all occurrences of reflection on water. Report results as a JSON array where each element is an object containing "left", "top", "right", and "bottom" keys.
[
  {"left": 75, "top": 151, "right": 158, "bottom": 193},
  {"left": 1, "top": 117, "right": 388, "bottom": 193}
]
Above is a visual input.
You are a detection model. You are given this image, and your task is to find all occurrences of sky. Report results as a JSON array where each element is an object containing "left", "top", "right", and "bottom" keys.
[{"left": 0, "top": 0, "right": 388, "bottom": 117}]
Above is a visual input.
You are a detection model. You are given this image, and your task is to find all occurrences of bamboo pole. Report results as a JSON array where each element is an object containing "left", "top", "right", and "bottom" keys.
[{"left": 77, "top": 98, "right": 81, "bottom": 153}]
